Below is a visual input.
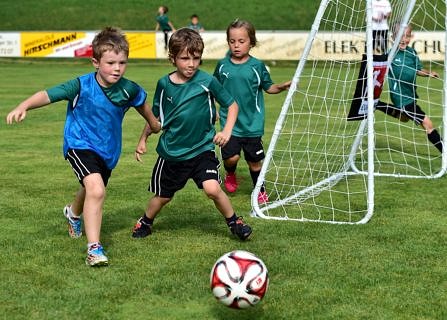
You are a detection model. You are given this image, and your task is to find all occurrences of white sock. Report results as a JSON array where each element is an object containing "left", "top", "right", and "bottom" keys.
[{"left": 67, "top": 206, "right": 81, "bottom": 219}]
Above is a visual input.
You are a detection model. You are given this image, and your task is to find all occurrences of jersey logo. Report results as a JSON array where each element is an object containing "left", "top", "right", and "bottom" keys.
[
  {"left": 167, "top": 96, "right": 173, "bottom": 103},
  {"left": 222, "top": 72, "right": 230, "bottom": 78}
]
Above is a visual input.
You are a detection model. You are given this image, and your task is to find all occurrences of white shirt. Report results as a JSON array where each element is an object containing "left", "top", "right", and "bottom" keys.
[{"left": 372, "top": 0, "right": 392, "bottom": 30}]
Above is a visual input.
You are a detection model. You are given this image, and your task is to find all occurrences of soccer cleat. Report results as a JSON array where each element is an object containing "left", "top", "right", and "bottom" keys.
[
  {"left": 224, "top": 173, "right": 238, "bottom": 193},
  {"left": 63, "top": 205, "right": 82, "bottom": 238},
  {"left": 230, "top": 217, "right": 252, "bottom": 241},
  {"left": 132, "top": 217, "right": 152, "bottom": 238},
  {"left": 257, "top": 191, "right": 269, "bottom": 204},
  {"left": 86, "top": 243, "right": 108, "bottom": 267}
]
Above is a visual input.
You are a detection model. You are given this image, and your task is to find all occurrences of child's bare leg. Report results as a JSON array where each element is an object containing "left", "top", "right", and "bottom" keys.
[
  {"left": 224, "top": 154, "right": 240, "bottom": 170},
  {"left": 82, "top": 173, "right": 106, "bottom": 244},
  {"left": 203, "top": 179, "right": 252, "bottom": 240},
  {"left": 145, "top": 195, "right": 171, "bottom": 219},
  {"left": 70, "top": 187, "right": 86, "bottom": 216},
  {"left": 203, "top": 180, "right": 234, "bottom": 218}
]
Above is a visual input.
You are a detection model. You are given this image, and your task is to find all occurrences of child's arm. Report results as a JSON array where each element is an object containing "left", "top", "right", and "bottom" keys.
[
  {"left": 214, "top": 101, "right": 238, "bottom": 147},
  {"left": 266, "top": 80, "right": 292, "bottom": 94},
  {"left": 168, "top": 21, "right": 176, "bottom": 32},
  {"left": 134, "top": 103, "right": 161, "bottom": 162},
  {"left": 6, "top": 90, "right": 51, "bottom": 124},
  {"left": 135, "top": 102, "right": 162, "bottom": 133},
  {"left": 417, "top": 68, "right": 439, "bottom": 78}
]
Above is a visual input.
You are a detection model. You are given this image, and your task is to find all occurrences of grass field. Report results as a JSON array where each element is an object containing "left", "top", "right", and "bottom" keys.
[{"left": 0, "top": 57, "right": 446, "bottom": 319}]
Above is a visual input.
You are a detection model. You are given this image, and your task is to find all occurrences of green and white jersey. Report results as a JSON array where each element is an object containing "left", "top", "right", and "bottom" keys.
[
  {"left": 152, "top": 70, "right": 234, "bottom": 161},
  {"left": 388, "top": 46, "right": 423, "bottom": 108},
  {"left": 156, "top": 14, "right": 172, "bottom": 31},
  {"left": 214, "top": 55, "right": 273, "bottom": 137}
]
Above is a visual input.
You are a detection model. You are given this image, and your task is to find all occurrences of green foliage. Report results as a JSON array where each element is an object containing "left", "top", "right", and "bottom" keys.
[
  {"left": 0, "top": 0, "right": 319, "bottom": 31},
  {"left": 1, "top": 58, "right": 446, "bottom": 319}
]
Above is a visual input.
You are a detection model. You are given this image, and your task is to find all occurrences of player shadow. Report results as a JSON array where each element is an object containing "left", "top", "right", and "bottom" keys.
[{"left": 210, "top": 303, "right": 265, "bottom": 319}]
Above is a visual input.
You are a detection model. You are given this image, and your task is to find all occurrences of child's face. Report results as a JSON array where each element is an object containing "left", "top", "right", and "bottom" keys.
[
  {"left": 191, "top": 17, "right": 199, "bottom": 25},
  {"left": 158, "top": 7, "right": 164, "bottom": 15},
  {"left": 92, "top": 50, "right": 128, "bottom": 87},
  {"left": 173, "top": 48, "right": 201, "bottom": 81},
  {"left": 399, "top": 27, "right": 413, "bottom": 50},
  {"left": 228, "top": 27, "right": 252, "bottom": 60}
]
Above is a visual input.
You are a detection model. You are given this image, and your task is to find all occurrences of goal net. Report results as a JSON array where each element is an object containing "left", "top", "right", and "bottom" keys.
[{"left": 251, "top": 0, "right": 446, "bottom": 224}]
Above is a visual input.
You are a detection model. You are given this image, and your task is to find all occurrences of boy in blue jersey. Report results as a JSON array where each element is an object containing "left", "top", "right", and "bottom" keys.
[
  {"left": 132, "top": 28, "right": 252, "bottom": 241},
  {"left": 214, "top": 19, "right": 291, "bottom": 204},
  {"left": 6, "top": 27, "right": 156, "bottom": 266},
  {"left": 388, "top": 24, "right": 442, "bottom": 152}
]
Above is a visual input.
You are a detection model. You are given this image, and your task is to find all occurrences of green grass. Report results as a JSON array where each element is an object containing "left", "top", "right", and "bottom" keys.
[{"left": 1, "top": 58, "right": 447, "bottom": 319}]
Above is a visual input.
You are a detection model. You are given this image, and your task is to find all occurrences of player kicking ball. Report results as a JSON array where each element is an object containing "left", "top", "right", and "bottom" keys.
[{"left": 131, "top": 28, "right": 252, "bottom": 241}]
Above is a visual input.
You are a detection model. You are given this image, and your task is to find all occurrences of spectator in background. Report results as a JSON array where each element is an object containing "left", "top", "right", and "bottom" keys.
[
  {"left": 372, "top": 0, "right": 392, "bottom": 54},
  {"left": 188, "top": 14, "right": 205, "bottom": 32},
  {"left": 155, "top": 5, "right": 176, "bottom": 50}
]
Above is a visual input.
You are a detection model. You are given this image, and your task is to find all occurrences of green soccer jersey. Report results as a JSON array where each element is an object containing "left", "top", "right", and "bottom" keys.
[
  {"left": 156, "top": 14, "right": 172, "bottom": 31},
  {"left": 214, "top": 55, "right": 273, "bottom": 137},
  {"left": 388, "top": 46, "right": 423, "bottom": 108},
  {"left": 152, "top": 70, "right": 235, "bottom": 161}
]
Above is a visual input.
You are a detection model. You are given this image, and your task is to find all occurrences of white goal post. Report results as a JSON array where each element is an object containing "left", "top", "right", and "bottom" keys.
[{"left": 251, "top": 0, "right": 447, "bottom": 224}]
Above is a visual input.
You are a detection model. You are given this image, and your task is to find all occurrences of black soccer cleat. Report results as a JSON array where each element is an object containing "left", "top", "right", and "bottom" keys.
[
  {"left": 132, "top": 217, "right": 152, "bottom": 238},
  {"left": 230, "top": 216, "right": 252, "bottom": 241}
]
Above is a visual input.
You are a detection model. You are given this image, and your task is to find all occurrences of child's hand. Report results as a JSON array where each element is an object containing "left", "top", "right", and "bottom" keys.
[
  {"left": 279, "top": 80, "right": 292, "bottom": 91},
  {"left": 135, "top": 140, "right": 147, "bottom": 162},
  {"left": 430, "top": 71, "right": 439, "bottom": 78},
  {"left": 213, "top": 131, "right": 230, "bottom": 147},
  {"left": 6, "top": 108, "right": 27, "bottom": 124}
]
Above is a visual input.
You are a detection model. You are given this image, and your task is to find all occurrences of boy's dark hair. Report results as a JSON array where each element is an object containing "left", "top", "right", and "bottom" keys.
[
  {"left": 226, "top": 19, "right": 257, "bottom": 47},
  {"left": 92, "top": 27, "right": 129, "bottom": 60},
  {"left": 191, "top": 14, "right": 199, "bottom": 19},
  {"left": 168, "top": 28, "right": 204, "bottom": 61}
]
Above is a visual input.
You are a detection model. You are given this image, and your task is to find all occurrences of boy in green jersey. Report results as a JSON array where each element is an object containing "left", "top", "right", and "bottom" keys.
[
  {"left": 214, "top": 19, "right": 291, "bottom": 204},
  {"left": 132, "top": 28, "right": 252, "bottom": 241},
  {"left": 388, "top": 24, "right": 442, "bottom": 152}
]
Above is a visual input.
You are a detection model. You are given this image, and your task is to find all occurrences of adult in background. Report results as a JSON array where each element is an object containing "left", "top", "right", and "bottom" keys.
[{"left": 372, "top": 0, "right": 392, "bottom": 54}]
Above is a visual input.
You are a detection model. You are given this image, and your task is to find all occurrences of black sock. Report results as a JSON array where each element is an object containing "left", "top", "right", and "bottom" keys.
[
  {"left": 427, "top": 129, "right": 443, "bottom": 153},
  {"left": 226, "top": 213, "right": 238, "bottom": 227},
  {"left": 376, "top": 101, "right": 399, "bottom": 118},
  {"left": 224, "top": 164, "right": 237, "bottom": 174},
  {"left": 249, "top": 169, "right": 265, "bottom": 192},
  {"left": 142, "top": 214, "right": 154, "bottom": 225}
]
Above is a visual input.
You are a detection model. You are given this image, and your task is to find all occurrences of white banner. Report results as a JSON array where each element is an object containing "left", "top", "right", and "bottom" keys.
[{"left": 0, "top": 31, "right": 444, "bottom": 61}]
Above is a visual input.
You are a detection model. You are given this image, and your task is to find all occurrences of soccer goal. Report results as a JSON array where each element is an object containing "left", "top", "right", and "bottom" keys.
[{"left": 251, "top": 0, "right": 447, "bottom": 224}]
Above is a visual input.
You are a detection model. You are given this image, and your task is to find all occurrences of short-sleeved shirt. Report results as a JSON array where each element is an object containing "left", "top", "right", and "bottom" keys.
[
  {"left": 214, "top": 55, "right": 273, "bottom": 137},
  {"left": 152, "top": 69, "right": 234, "bottom": 161},
  {"left": 46, "top": 72, "right": 147, "bottom": 169},
  {"left": 188, "top": 23, "right": 203, "bottom": 31},
  {"left": 388, "top": 46, "right": 422, "bottom": 108},
  {"left": 156, "top": 14, "right": 172, "bottom": 31}
]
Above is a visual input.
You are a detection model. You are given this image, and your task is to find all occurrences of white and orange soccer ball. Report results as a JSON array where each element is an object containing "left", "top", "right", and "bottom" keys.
[{"left": 210, "top": 250, "right": 269, "bottom": 309}]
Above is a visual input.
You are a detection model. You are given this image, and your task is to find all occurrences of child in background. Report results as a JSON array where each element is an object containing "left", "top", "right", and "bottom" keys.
[
  {"left": 132, "top": 28, "right": 252, "bottom": 241},
  {"left": 188, "top": 14, "right": 205, "bottom": 32},
  {"left": 155, "top": 5, "right": 176, "bottom": 50},
  {"left": 388, "top": 24, "right": 442, "bottom": 152},
  {"left": 6, "top": 27, "right": 154, "bottom": 266},
  {"left": 213, "top": 19, "right": 291, "bottom": 204}
]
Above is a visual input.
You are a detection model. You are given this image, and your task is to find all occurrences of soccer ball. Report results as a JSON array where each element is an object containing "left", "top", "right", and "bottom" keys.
[{"left": 210, "top": 250, "right": 269, "bottom": 309}]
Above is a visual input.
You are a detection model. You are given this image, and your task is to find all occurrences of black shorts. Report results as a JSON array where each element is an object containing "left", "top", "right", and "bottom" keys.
[
  {"left": 221, "top": 136, "right": 265, "bottom": 162},
  {"left": 66, "top": 149, "right": 112, "bottom": 187},
  {"left": 402, "top": 102, "right": 426, "bottom": 125},
  {"left": 149, "top": 151, "right": 221, "bottom": 198}
]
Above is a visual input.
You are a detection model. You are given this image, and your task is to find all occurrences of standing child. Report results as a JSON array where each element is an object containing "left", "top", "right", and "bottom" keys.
[
  {"left": 6, "top": 27, "right": 154, "bottom": 266},
  {"left": 155, "top": 5, "right": 176, "bottom": 50},
  {"left": 131, "top": 28, "right": 252, "bottom": 241},
  {"left": 213, "top": 19, "right": 291, "bottom": 204},
  {"left": 388, "top": 24, "right": 442, "bottom": 152},
  {"left": 188, "top": 14, "right": 205, "bottom": 32}
]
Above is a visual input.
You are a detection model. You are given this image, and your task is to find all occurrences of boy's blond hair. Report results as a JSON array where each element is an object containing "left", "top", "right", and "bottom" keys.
[{"left": 92, "top": 27, "right": 129, "bottom": 60}]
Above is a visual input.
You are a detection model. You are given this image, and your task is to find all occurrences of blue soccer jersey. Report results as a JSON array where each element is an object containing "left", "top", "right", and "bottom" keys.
[{"left": 46, "top": 72, "right": 147, "bottom": 169}]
